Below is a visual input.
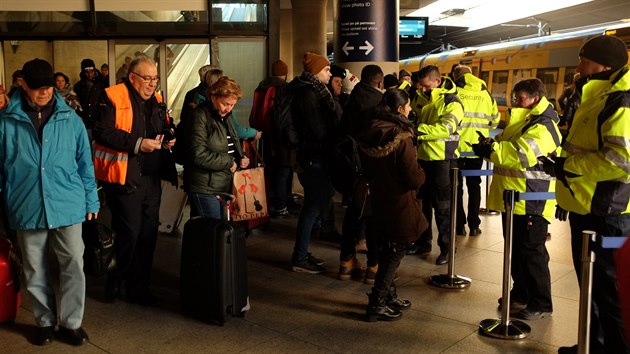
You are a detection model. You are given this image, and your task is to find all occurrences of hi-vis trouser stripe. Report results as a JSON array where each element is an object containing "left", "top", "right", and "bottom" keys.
[{"left": 94, "top": 149, "right": 129, "bottom": 162}]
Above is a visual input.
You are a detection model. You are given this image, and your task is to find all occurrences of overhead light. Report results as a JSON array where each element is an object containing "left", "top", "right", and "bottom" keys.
[{"left": 441, "top": 8, "right": 466, "bottom": 16}]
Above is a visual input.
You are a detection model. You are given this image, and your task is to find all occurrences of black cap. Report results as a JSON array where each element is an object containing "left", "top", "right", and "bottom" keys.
[
  {"left": 579, "top": 35, "right": 628, "bottom": 71},
  {"left": 22, "top": 58, "right": 55, "bottom": 89},
  {"left": 384, "top": 74, "right": 399, "bottom": 88},
  {"left": 81, "top": 58, "right": 96, "bottom": 71},
  {"left": 330, "top": 64, "right": 347, "bottom": 79}
]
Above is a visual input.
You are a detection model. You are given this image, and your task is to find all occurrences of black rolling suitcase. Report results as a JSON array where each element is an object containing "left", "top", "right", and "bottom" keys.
[{"left": 180, "top": 194, "right": 250, "bottom": 325}]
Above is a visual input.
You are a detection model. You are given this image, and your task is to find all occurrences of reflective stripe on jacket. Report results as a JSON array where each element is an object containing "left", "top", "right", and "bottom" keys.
[
  {"left": 487, "top": 97, "right": 561, "bottom": 221},
  {"left": 93, "top": 84, "right": 163, "bottom": 185},
  {"left": 416, "top": 77, "right": 463, "bottom": 161},
  {"left": 455, "top": 73, "right": 500, "bottom": 157},
  {"left": 557, "top": 66, "right": 630, "bottom": 215}
]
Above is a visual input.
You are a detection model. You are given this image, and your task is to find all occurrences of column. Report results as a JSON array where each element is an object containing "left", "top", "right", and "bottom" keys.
[{"left": 291, "top": 0, "right": 327, "bottom": 78}]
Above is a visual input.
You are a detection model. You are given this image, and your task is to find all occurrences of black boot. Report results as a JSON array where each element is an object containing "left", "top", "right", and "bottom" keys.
[
  {"left": 365, "top": 292, "right": 402, "bottom": 322},
  {"left": 386, "top": 284, "right": 411, "bottom": 311},
  {"left": 104, "top": 273, "right": 121, "bottom": 303}
]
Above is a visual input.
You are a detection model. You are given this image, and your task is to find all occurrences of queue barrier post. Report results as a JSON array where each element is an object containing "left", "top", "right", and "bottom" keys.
[
  {"left": 430, "top": 167, "right": 472, "bottom": 289},
  {"left": 576, "top": 233, "right": 628, "bottom": 354},
  {"left": 479, "top": 189, "right": 531, "bottom": 339}
]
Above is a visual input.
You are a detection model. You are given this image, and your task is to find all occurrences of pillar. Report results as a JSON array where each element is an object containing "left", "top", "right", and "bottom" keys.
[
  {"left": 334, "top": 0, "right": 399, "bottom": 79},
  {"left": 291, "top": 0, "right": 327, "bottom": 78}
]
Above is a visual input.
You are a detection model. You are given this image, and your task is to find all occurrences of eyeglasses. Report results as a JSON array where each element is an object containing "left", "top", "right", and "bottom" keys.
[
  {"left": 512, "top": 95, "right": 532, "bottom": 103},
  {"left": 131, "top": 71, "right": 160, "bottom": 84}
]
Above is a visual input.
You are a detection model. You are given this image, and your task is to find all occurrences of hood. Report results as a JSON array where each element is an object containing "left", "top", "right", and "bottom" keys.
[
  {"left": 3, "top": 89, "right": 72, "bottom": 123},
  {"left": 358, "top": 112, "right": 415, "bottom": 158},
  {"left": 456, "top": 73, "right": 488, "bottom": 91}
]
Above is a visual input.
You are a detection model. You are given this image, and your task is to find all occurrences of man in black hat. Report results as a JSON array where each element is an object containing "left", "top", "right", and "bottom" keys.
[
  {"left": 545, "top": 35, "right": 630, "bottom": 354},
  {"left": 74, "top": 58, "right": 105, "bottom": 137},
  {"left": 0, "top": 58, "right": 99, "bottom": 346}
]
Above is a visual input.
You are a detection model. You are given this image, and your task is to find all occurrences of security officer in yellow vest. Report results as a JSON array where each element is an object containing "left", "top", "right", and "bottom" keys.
[
  {"left": 476, "top": 78, "right": 561, "bottom": 321},
  {"left": 408, "top": 65, "right": 463, "bottom": 265},
  {"left": 544, "top": 35, "right": 630, "bottom": 354},
  {"left": 452, "top": 65, "right": 500, "bottom": 236},
  {"left": 93, "top": 56, "right": 177, "bottom": 305}
]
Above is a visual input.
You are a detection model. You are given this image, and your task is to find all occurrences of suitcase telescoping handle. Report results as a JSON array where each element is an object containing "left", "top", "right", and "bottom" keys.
[{"left": 215, "top": 193, "right": 236, "bottom": 221}]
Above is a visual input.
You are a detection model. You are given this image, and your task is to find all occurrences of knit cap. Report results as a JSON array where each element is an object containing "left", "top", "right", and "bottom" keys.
[
  {"left": 81, "top": 58, "right": 96, "bottom": 71},
  {"left": 303, "top": 52, "right": 330, "bottom": 75},
  {"left": 271, "top": 60, "right": 288, "bottom": 76},
  {"left": 579, "top": 35, "right": 628, "bottom": 71}
]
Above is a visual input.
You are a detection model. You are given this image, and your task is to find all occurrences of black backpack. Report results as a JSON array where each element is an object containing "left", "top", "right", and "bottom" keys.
[
  {"left": 330, "top": 134, "right": 364, "bottom": 195},
  {"left": 271, "top": 90, "right": 299, "bottom": 147}
]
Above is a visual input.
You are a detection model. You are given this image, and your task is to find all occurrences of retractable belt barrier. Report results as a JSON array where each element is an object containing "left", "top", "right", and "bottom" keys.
[
  {"left": 479, "top": 189, "right": 555, "bottom": 339},
  {"left": 430, "top": 167, "right": 472, "bottom": 289},
  {"left": 576, "top": 232, "right": 628, "bottom": 354},
  {"left": 459, "top": 151, "right": 499, "bottom": 214}
]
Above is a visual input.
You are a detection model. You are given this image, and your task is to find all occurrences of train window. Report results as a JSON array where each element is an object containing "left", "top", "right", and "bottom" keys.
[
  {"left": 491, "top": 70, "right": 509, "bottom": 106},
  {"left": 536, "top": 68, "right": 559, "bottom": 102},
  {"left": 480, "top": 71, "right": 490, "bottom": 85},
  {"left": 513, "top": 69, "right": 532, "bottom": 84}
]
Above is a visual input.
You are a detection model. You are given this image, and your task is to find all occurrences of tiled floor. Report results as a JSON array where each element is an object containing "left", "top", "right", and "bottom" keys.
[{"left": 1, "top": 185, "right": 581, "bottom": 353}]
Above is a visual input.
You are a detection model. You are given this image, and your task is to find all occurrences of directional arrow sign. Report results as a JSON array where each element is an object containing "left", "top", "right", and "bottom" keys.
[
  {"left": 359, "top": 41, "right": 374, "bottom": 55},
  {"left": 342, "top": 41, "right": 355, "bottom": 56}
]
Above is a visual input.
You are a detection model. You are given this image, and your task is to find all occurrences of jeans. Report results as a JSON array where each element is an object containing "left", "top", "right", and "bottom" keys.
[
  {"left": 188, "top": 193, "right": 223, "bottom": 220},
  {"left": 569, "top": 213, "right": 630, "bottom": 354},
  {"left": 456, "top": 157, "right": 483, "bottom": 231},
  {"left": 272, "top": 166, "right": 293, "bottom": 211},
  {"left": 17, "top": 224, "right": 85, "bottom": 329},
  {"left": 292, "top": 161, "right": 334, "bottom": 262},
  {"left": 418, "top": 159, "right": 454, "bottom": 252}
]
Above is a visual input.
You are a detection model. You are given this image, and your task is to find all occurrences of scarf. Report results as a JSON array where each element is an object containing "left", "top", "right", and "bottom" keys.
[{"left": 300, "top": 71, "right": 336, "bottom": 112}]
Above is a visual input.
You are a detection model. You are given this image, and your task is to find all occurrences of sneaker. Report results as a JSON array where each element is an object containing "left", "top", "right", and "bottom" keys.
[
  {"left": 307, "top": 252, "right": 324, "bottom": 266},
  {"left": 271, "top": 207, "right": 290, "bottom": 218},
  {"left": 356, "top": 239, "right": 368, "bottom": 254},
  {"left": 514, "top": 308, "right": 552, "bottom": 320},
  {"left": 497, "top": 297, "right": 528, "bottom": 313},
  {"left": 469, "top": 228, "right": 482, "bottom": 236},
  {"left": 338, "top": 256, "right": 365, "bottom": 280},
  {"left": 292, "top": 258, "right": 325, "bottom": 274}
]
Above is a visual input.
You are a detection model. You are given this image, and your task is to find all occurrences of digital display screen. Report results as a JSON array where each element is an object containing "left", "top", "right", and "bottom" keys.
[{"left": 399, "top": 17, "right": 428, "bottom": 41}]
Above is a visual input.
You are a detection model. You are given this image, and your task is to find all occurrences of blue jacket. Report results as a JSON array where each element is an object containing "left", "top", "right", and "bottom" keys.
[{"left": 0, "top": 90, "right": 100, "bottom": 230}]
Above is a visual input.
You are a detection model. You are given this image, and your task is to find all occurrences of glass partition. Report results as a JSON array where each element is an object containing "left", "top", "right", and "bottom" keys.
[{"left": 491, "top": 70, "right": 508, "bottom": 107}]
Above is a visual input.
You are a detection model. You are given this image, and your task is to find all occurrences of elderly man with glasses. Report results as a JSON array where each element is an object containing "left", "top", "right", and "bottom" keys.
[{"left": 93, "top": 56, "right": 177, "bottom": 305}]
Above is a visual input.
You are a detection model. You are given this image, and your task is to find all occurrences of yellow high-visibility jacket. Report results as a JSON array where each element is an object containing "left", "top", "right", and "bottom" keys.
[
  {"left": 417, "top": 77, "right": 463, "bottom": 161},
  {"left": 455, "top": 73, "right": 500, "bottom": 157},
  {"left": 487, "top": 97, "right": 561, "bottom": 221},
  {"left": 556, "top": 66, "right": 630, "bottom": 215}
]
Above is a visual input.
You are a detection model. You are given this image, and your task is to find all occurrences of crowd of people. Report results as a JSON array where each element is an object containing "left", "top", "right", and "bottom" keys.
[{"left": 0, "top": 34, "right": 628, "bottom": 354}]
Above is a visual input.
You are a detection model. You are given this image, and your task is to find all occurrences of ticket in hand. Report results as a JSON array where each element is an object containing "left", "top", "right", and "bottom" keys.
[{"left": 156, "top": 134, "right": 164, "bottom": 143}]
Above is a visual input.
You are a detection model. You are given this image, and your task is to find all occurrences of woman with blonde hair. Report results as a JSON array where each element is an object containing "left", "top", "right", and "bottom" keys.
[{"left": 183, "top": 76, "right": 249, "bottom": 219}]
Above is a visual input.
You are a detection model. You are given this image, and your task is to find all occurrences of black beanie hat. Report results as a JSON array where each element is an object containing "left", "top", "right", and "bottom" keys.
[
  {"left": 579, "top": 35, "right": 628, "bottom": 71},
  {"left": 81, "top": 58, "right": 96, "bottom": 71},
  {"left": 330, "top": 65, "right": 346, "bottom": 79}
]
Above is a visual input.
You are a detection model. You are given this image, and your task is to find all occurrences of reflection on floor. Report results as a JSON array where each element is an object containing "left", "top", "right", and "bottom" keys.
[{"left": 1, "top": 192, "right": 580, "bottom": 353}]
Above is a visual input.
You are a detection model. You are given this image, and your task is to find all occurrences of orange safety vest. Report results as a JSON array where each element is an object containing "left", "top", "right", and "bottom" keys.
[{"left": 93, "top": 84, "right": 164, "bottom": 185}]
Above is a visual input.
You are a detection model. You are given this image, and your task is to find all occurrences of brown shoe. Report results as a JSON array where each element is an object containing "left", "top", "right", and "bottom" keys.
[{"left": 338, "top": 256, "right": 365, "bottom": 280}]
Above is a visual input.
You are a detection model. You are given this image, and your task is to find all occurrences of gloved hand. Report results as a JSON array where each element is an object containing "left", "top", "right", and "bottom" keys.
[
  {"left": 472, "top": 143, "right": 492, "bottom": 159},
  {"left": 555, "top": 205, "right": 568, "bottom": 221},
  {"left": 541, "top": 156, "right": 568, "bottom": 187}
]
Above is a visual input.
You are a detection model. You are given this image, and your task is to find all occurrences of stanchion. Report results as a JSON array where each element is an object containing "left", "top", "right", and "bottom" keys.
[
  {"left": 479, "top": 189, "right": 530, "bottom": 339},
  {"left": 575, "top": 234, "right": 628, "bottom": 354},
  {"left": 430, "top": 167, "right": 471, "bottom": 289},
  {"left": 479, "top": 159, "right": 499, "bottom": 215},
  {"left": 577, "top": 231, "right": 596, "bottom": 354}
]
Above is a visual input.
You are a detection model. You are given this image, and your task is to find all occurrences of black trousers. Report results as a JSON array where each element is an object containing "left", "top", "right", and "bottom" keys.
[
  {"left": 372, "top": 240, "right": 410, "bottom": 299},
  {"left": 105, "top": 175, "right": 162, "bottom": 298},
  {"left": 418, "top": 159, "right": 454, "bottom": 252},
  {"left": 456, "top": 157, "right": 483, "bottom": 231},
  {"left": 569, "top": 213, "right": 630, "bottom": 354},
  {"left": 502, "top": 214, "right": 552, "bottom": 312},
  {"left": 340, "top": 204, "right": 378, "bottom": 267}
]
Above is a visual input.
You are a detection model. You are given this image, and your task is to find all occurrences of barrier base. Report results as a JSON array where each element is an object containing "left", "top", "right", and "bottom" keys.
[
  {"left": 478, "top": 318, "right": 530, "bottom": 339},
  {"left": 479, "top": 208, "right": 500, "bottom": 215},
  {"left": 429, "top": 274, "right": 471, "bottom": 289}
]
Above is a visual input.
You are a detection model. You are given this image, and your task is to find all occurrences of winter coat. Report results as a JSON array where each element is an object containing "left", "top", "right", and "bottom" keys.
[
  {"left": 358, "top": 112, "right": 428, "bottom": 243},
  {"left": 0, "top": 90, "right": 100, "bottom": 230},
  {"left": 183, "top": 100, "right": 245, "bottom": 194},
  {"left": 341, "top": 81, "right": 383, "bottom": 135}
]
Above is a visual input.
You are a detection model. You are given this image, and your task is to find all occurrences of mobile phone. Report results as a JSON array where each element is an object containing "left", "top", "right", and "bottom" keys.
[
  {"left": 156, "top": 134, "right": 164, "bottom": 144},
  {"left": 476, "top": 130, "right": 486, "bottom": 140}
]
